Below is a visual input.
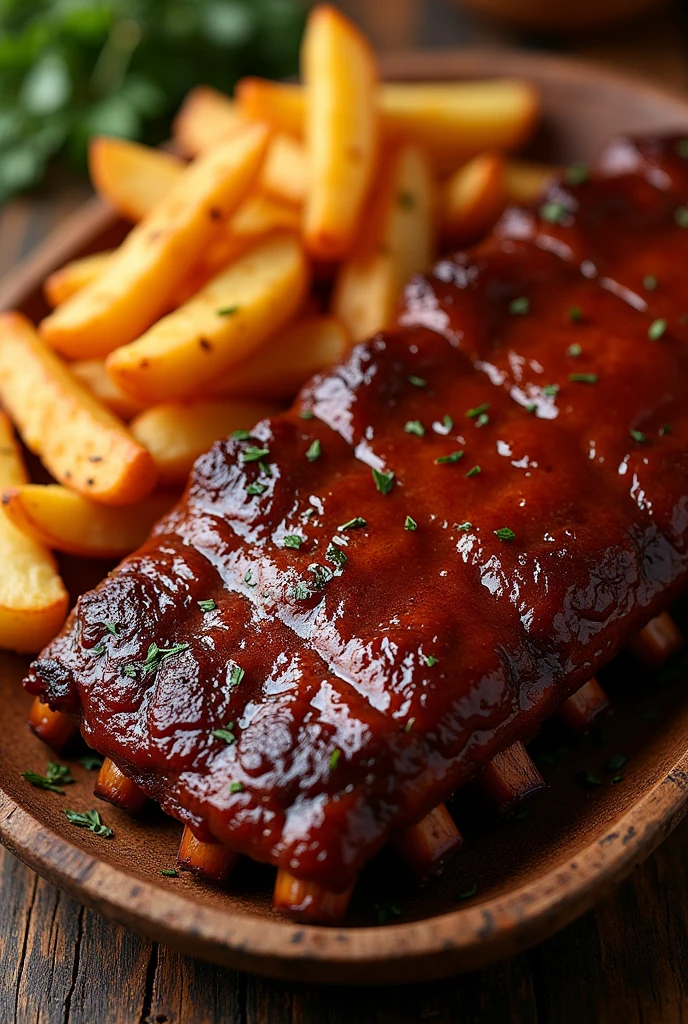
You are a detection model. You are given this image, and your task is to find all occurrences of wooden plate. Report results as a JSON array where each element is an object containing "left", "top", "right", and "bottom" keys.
[{"left": 1, "top": 49, "right": 688, "bottom": 986}]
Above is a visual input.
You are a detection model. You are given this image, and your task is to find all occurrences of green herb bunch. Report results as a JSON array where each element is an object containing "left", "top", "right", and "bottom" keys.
[{"left": 0, "top": 0, "right": 308, "bottom": 201}]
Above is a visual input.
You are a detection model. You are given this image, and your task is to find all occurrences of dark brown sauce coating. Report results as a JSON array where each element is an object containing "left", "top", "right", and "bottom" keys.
[{"left": 26, "top": 134, "right": 688, "bottom": 890}]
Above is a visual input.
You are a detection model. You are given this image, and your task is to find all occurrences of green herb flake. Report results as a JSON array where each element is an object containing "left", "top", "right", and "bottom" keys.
[
  {"left": 329, "top": 748, "right": 341, "bottom": 771},
  {"left": 160, "top": 868, "right": 178, "bottom": 877},
  {"left": 435, "top": 450, "right": 464, "bottom": 465},
  {"left": 675, "top": 206, "right": 688, "bottom": 228},
  {"left": 217, "top": 305, "right": 239, "bottom": 317},
  {"left": 424, "top": 654, "right": 438, "bottom": 667},
  {"left": 541, "top": 384, "right": 559, "bottom": 397},
  {"left": 65, "top": 808, "right": 113, "bottom": 838},
  {"left": 567, "top": 341, "right": 583, "bottom": 357},
  {"left": 231, "top": 429, "right": 251, "bottom": 441},
  {"left": 612, "top": 774, "right": 625, "bottom": 784},
  {"left": 305, "top": 439, "right": 321, "bottom": 462},
  {"left": 137, "top": 642, "right": 189, "bottom": 678},
  {"left": 455, "top": 882, "right": 478, "bottom": 901},
  {"left": 407, "top": 374, "right": 427, "bottom": 388},
  {"left": 372, "top": 467, "right": 395, "bottom": 495},
  {"left": 198, "top": 599, "right": 216, "bottom": 612},
  {"left": 568, "top": 306, "right": 583, "bottom": 324},
  {"left": 213, "top": 723, "right": 236, "bottom": 744},
  {"left": 326, "top": 542, "right": 347, "bottom": 568},
  {"left": 228, "top": 665, "right": 244, "bottom": 689},
  {"left": 244, "top": 569, "right": 257, "bottom": 588},
  {"left": 565, "top": 162, "right": 589, "bottom": 186},
  {"left": 404, "top": 515, "right": 417, "bottom": 531},
  {"left": 465, "top": 465, "right": 481, "bottom": 478},
  {"left": 442, "top": 414, "right": 454, "bottom": 431},
  {"left": 246, "top": 482, "right": 266, "bottom": 496},
  {"left": 508, "top": 296, "right": 530, "bottom": 316},
  {"left": 607, "top": 753, "right": 628, "bottom": 771},
  {"left": 630, "top": 429, "right": 647, "bottom": 444},
  {"left": 568, "top": 373, "right": 598, "bottom": 384},
  {"left": 659, "top": 424, "right": 672, "bottom": 436},
  {"left": 93, "top": 641, "right": 106, "bottom": 657},
  {"left": 539, "top": 200, "right": 568, "bottom": 224},
  {"left": 404, "top": 717, "right": 415, "bottom": 733},
  {"left": 475, "top": 412, "right": 490, "bottom": 427},
  {"left": 494, "top": 527, "right": 516, "bottom": 541},
  {"left": 291, "top": 581, "right": 314, "bottom": 601},
  {"left": 309, "top": 563, "right": 333, "bottom": 589},
  {"left": 580, "top": 770, "right": 603, "bottom": 788},
  {"left": 283, "top": 534, "right": 303, "bottom": 550},
  {"left": 375, "top": 903, "right": 402, "bottom": 924},
  {"left": 299, "top": 409, "right": 314, "bottom": 420},
  {"left": 241, "top": 445, "right": 270, "bottom": 464},
  {"left": 258, "top": 460, "right": 272, "bottom": 477},
  {"left": 103, "top": 621, "right": 118, "bottom": 637},
  {"left": 455, "top": 521, "right": 472, "bottom": 532},
  {"left": 21, "top": 761, "right": 74, "bottom": 795},
  {"left": 338, "top": 517, "right": 367, "bottom": 531},
  {"left": 78, "top": 754, "right": 104, "bottom": 771},
  {"left": 229, "top": 781, "right": 244, "bottom": 794},
  {"left": 404, "top": 419, "right": 425, "bottom": 437},
  {"left": 643, "top": 274, "right": 658, "bottom": 291},
  {"left": 648, "top": 318, "right": 667, "bottom": 340}
]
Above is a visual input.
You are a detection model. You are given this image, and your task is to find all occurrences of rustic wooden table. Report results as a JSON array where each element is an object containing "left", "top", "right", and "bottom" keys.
[{"left": 3, "top": 2, "right": 688, "bottom": 1021}]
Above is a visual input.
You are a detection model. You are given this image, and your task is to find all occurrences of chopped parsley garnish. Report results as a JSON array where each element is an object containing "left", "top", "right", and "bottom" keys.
[
  {"left": 228, "top": 664, "right": 244, "bottom": 688},
  {"left": 455, "top": 521, "right": 472, "bottom": 532},
  {"left": 567, "top": 342, "right": 582, "bottom": 357},
  {"left": 198, "top": 599, "right": 216, "bottom": 612},
  {"left": 630, "top": 429, "right": 647, "bottom": 444},
  {"left": 648, "top": 318, "right": 667, "bottom": 340},
  {"left": 568, "top": 372, "right": 598, "bottom": 384},
  {"left": 329, "top": 748, "right": 341, "bottom": 770},
  {"left": 283, "top": 534, "right": 302, "bottom": 550},
  {"left": 244, "top": 569, "right": 256, "bottom": 587},
  {"left": 309, "top": 563, "right": 334, "bottom": 588},
  {"left": 103, "top": 622, "right": 118, "bottom": 637},
  {"left": 305, "top": 439, "right": 321, "bottom": 462},
  {"left": 465, "top": 465, "right": 481, "bottom": 478},
  {"left": 258, "top": 460, "right": 272, "bottom": 477},
  {"left": 494, "top": 527, "right": 516, "bottom": 541},
  {"left": 565, "top": 162, "right": 588, "bottom": 185},
  {"left": 21, "top": 761, "right": 74, "bottom": 794},
  {"left": 78, "top": 754, "right": 104, "bottom": 771},
  {"left": 607, "top": 753, "right": 628, "bottom": 771},
  {"left": 291, "top": 581, "right": 314, "bottom": 601},
  {"left": 326, "top": 542, "right": 347, "bottom": 568},
  {"left": 675, "top": 206, "right": 688, "bottom": 228},
  {"left": 539, "top": 200, "right": 568, "bottom": 224},
  {"left": 339, "top": 517, "right": 367, "bottom": 531},
  {"left": 246, "top": 482, "right": 266, "bottom": 496},
  {"left": 643, "top": 274, "right": 658, "bottom": 291},
  {"left": 508, "top": 296, "right": 530, "bottom": 316},
  {"left": 404, "top": 718, "right": 415, "bottom": 732},
  {"left": 372, "top": 467, "right": 395, "bottom": 494},
  {"left": 455, "top": 882, "right": 478, "bottom": 901},
  {"left": 231, "top": 429, "right": 251, "bottom": 441},
  {"left": 213, "top": 722, "right": 236, "bottom": 744},
  {"left": 442, "top": 414, "right": 454, "bottom": 431},
  {"left": 299, "top": 409, "right": 314, "bottom": 420},
  {"left": 217, "top": 305, "right": 239, "bottom": 316},
  {"left": 407, "top": 374, "right": 427, "bottom": 388},
  {"left": 424, "top": 654, "right": 438, "bottom": 667},
  {"left": 475, "top": 412, "right": 490, "bottom": 427},
  {"left": 124, "top": 642, "right": 189, "bottom": 679},
  {"left": 466, "top": 402, "right": 490, "bottom": 420},
  {"left": 161, "top": 869, "right": 178, "bottom": 877},
  {"left": 65, "top": 808, "right": 113, "bottom": 838},
  {"left": 404, "top": 419, "right": 425, "bottom": 436},
  {"left": 659, "top": 424, "right": 672, "bottom": 436},
  {"left": 541, "top": 384, "right": 559, "bottom": 397},
  {"left": 435, "top": 450, "right": 464, "bottom": 465},
  {"left": 229, "top": 781, "right": 244, "bottom": 794},
  {"left": 404, "top": 516, "right": 417, "bottom": 531},
  {"left": 93, "top": 641, "right": 106, "bottom": 657},
  {"left": 241, "top": 445, "right": 270, "bottom": 463},
  {"left": 375, "top": 903, "right": 402, "bottom": 924},
  {"left": 568, "top": 306, "right": 583, "bottom": 323}
]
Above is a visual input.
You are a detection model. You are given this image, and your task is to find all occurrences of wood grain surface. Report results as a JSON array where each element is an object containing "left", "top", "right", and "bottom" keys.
[{"left": 2, "top": 1, "right": 688, "bottom": 1020}]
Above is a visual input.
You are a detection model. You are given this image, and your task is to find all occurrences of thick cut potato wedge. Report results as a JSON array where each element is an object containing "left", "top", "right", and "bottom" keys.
[
  {"left": 89, "top": 137, "right": 185, "bottom": 222},
  {"left": 333, "top": 145, "right": 434, "bottom": 342},
  {"left": 173, "top": 85, "right": 247, "bottom": 157},
  {"left": 0, "top": 313, "right": 157, "bottom": 505},
  {"left": 260, "top": 134, "right": 308, "bottom": 206},
  {"left": 71, "top": 359, "right": 147, "bottom": 420},
  {"left": 440, "top": 151, "right": 506, "bottom": 245},
  {"left": 3, "top": 485, "right": 174, "bottom": 559},
  {"left": 40, "top": 123, "right": 270, "bottom": 359},
  {"left": 210, "top": 315, "right": 350, "bottom": 401},
  {"left": 233, "top": 77, "right": 539, "bottom": 173},
  {"left": 107, "top": 233, "right": 310, "bottom": 403},
  {"left": 506, "top": 159, "right": 560, "bottom": 203},
  {"left": 131, "top": 399, "right": 279, "bottom": 485},
  {"left": 301, "top": 5, "right": 379, "bottom": 261},
  {"left": 0, "top": 413, "right": 68, "bottom": 653},
  {"left": 44, "top": 251, "right": 112, "bottom": 308}
]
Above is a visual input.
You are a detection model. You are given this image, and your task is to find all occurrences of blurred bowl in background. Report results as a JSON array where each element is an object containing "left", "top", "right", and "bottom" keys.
[{"left": 456, "top": 0, "right": 663, "bottom": 32}]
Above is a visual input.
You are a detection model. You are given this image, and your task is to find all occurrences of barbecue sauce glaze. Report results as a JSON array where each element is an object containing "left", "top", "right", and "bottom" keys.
[{"left": 26, "top": 135, "right": 688, "bottom": 890}]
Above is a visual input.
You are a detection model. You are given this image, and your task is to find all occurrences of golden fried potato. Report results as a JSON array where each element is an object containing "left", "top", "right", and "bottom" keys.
[
  {"left": 89, "top": 137, "right": 184, "bottom": 221},
  {"left": 440, "top": 151, "right": 506, "bottom": 245},
  {"left": 71, "top": 359, "right": 147, "bottom": 421},
  {"left": 44, "top": 251, "right": 113, "bottom": 308},
  {"left": 173, "top": 85, "right": 247, "bottom": 157}
]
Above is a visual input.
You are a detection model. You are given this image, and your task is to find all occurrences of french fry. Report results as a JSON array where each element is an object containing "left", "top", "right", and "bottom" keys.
[
  {"left": 0, "top": 413, "right": 68, "bottom": 653},
  {"left": 71, "top": 359, "right": 147, "bottom": 421},
  {"left": 0, "top": 313, "right": 157, "bottom": 505},
  {"left": 2, "top": 485, "right": 174, "bottom": 559},
  {"left": 506, "top": 159, "right": 560, "bottom": 204},
  {"left": 260, "top": 134, "right": 308, "bottom": 206},
  {"left": 89, "top": 137, "right": 185, "bottom": 222},
  {"left": 107, "top": 233, "right": 310, "bottom": 403},
  {"left": 234, "top": 77, "right": 539, "bottom": 173},
  {"left": 333, "top": 144, "right": 434, "bottom": 342},
  {"left": 173, "top": 85, "right": 247, "bottom": 157},
  {"left": 130, "top": 399, "right": 279, "bottom": 485},
  {"left": 44, "top": 251, "right": 113, "bottom": 308},
  {"left": 440, "top": 151, "right": 506, "bottom": 245},
  {"left": 210, "top": 315, "right": 349, "bottom": 401},
  {"left": 40, "top": 123, "right": 270, "bottom": 359},
  {"left": 301, "top": 5, "right": 379, "bottom": 261}
]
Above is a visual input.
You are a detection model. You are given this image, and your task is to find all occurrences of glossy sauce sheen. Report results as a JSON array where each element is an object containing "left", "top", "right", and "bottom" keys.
[{"left": 26, "top": 135, "right": 688, "bottom": 889}]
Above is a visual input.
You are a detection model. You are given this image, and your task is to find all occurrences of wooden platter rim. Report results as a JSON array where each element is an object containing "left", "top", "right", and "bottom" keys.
[{"left": 2, "top": 46, "right": 688, "bottom": 984}]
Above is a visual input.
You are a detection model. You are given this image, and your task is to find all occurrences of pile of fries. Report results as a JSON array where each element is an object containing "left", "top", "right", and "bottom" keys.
[{"left": 0, "top": 3, "right": 552, "bottom": 655}]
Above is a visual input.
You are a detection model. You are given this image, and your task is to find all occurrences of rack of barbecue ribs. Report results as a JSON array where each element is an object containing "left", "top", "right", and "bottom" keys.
[{"left": 25, "top": 133, "right": 688, "bottom": 923}]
